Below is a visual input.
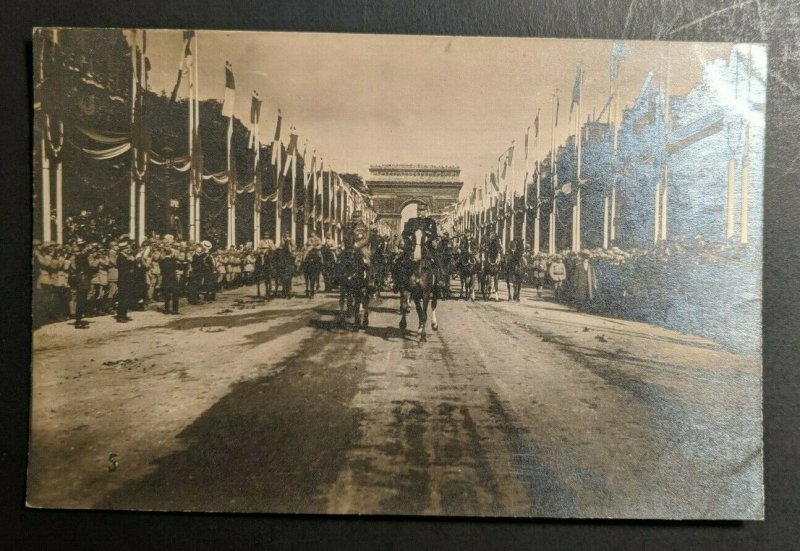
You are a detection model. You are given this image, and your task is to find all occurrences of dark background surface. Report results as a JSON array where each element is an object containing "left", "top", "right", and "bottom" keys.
[{"left": 3, "top": 1, "right": 798, "bottom": 548}]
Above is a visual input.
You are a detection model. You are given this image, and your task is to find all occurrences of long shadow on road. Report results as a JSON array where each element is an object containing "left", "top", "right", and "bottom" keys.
[{"left": 98, "top": 329, "right": 368, "bottom": 513}]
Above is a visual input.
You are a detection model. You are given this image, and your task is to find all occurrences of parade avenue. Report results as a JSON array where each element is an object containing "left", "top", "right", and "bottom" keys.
[{"left": 28, "top": 278, "right": 761, "bottom": 518}]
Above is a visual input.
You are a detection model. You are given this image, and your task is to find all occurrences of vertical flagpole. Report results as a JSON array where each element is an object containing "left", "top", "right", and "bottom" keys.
[
  {"left": 130, "top": 30, "right": 138, "bottom": 240},
  {"left": 603, "top": 196, "right": 609, "bottom": 249},
  {"left": 575, "top": 67, "right": 583, "bottom": 252},
  {"left": 610, "top": 185, "right": 617, "bottom": 242},
  {"left": 41, "top": 137, "right": 51, "bottom": 243},
  {"left": 523, "top": 128, "right": 529, "bottom": 249},
  {"left": 550, "top": 93, "right": 556, "bottom": 254},
  {"left": 741, "top": 45, "right": 752, "bottom": 245},
  {"left": 55, "top": 148, "right": 63, "bottom": 244},
  {"left": 726, "top": 158, "right": 736, "bottom": 240},
  {"left": 654, "top": 181, "right": 661, "bottom": 245},
  {"left": 137, "top": 30, "right": 147, "bottom": 245},
  {"left": 660, "top": 43, "right": 670, "bottom": 243},
  {"left": 290, "top": 148, "right": 297, "bottom": 245},
  {"left": 187, "top": 34, "right": 195, "bottom": 242},
  {"left": 275, "top": 140, "right": 282, "bottom": 241},
  {"left": 227, "top": 117, "right": 234, "bottom": 247},
  {"left": 254, "top": 141, "right": 260, "bottom": 247},
  {"left": 534, "top": 161, "right": 541, "bottom": 253},
  {"left": 333, "top": 173, "right": 339, "bottom": 245},
  {"left": 319, "top": 164, "right": 325, "bottom": 241},
  {"left": 194, "top": 33, "right": 201, "bottom": 242}
]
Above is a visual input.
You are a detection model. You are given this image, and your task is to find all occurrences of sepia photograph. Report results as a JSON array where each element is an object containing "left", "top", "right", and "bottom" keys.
[{"left": 28, "top": 28, "right": 764, "bottom": 519}]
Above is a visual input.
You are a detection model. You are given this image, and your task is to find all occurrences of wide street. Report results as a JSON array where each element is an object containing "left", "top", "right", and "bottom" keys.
[{"left": 28, "top": 279, "right": 762, "bottom": 518}]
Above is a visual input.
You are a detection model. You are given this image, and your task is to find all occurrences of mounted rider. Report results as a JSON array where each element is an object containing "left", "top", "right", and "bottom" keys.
[
  {"left": 401, "top": 203, "right": 438, "bottom": 262},
  {"left": 342, "top": 208, "right": 372, "bottom": 266}
]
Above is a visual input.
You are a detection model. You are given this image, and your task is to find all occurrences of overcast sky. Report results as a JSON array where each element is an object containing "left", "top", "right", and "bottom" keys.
[{"left": 141, "top": 30, "right": 735, "bottom": 199}]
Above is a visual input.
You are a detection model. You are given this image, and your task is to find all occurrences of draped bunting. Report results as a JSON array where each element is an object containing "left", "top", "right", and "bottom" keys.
[
  {"left": 149, "top": 152, "right": 192, "bottom": 172},
  {"left": 68, "top": 138, "right": 132, "bottom": 160},
  {"left": 75, "top": 124, "right": 129, "bottom": 145},
  {"left": 202, "top": 170, "right": 229, "bottom": 184},
  {"left": 261, "top": 191, "right": 277, "bottom": 203}
]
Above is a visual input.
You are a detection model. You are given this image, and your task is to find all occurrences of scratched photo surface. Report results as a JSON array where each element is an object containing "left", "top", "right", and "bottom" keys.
[{"left": 29, "top": 29, "right": 764, "bottom": 519}]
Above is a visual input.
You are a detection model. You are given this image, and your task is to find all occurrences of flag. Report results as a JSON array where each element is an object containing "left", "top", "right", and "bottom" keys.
[
  {"left": 248, "top": 91, "right": 262, "bottom": 148},
  {"left": 570, "top": 66, "right": 582, "bottom": 114},
  {"left": 282, "top": 132, "right": 298, "bottom": 177},
  {"left": 524, "top": 127, "right": 529, "bottom": 160},
  {"left": 489, "top": 171, "right": 499, "bottom": 193},
  {"left": 221, "top": 61, "right": 235, "bottom": 118},
  {"left": 169, "top": 31, "right": 194, "bottom": 103},
  {"left": 534, "top": 109, "right": 540, "bottom": 138},
  {"left": 610, "top": 40, "right": 627, "bottom": 81},
  {"left": 270, "top": 110, "right": 282, "bottom": 165}
]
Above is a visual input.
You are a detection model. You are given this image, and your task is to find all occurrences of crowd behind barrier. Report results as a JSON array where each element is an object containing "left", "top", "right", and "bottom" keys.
[
  {"left": 32, "top": 232, "right": 346, "bottom": 330},
  {"left": 35, "top": 224, "right": 759, "bottom": 355},
  {"left": 508, "top": 236, "right": 760, "bottom": 355}
]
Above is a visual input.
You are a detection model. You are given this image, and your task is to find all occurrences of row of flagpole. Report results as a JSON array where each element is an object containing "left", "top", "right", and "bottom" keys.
[
  {"left": 452, "top": 48, "right": 626, "bottom": 254},
  {"left": 36, "top": 29, "right": 376, "bottom": 247}
]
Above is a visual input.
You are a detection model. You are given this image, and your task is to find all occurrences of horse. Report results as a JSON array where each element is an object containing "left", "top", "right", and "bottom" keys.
[
  {"left": 397, "top": 228, "right": 438, "bottom": 342},
  {"left": 504, "top": 240, "right": 526, "bottom": 302},
  {"left": 254, "top": 249, "right": 271, "bottom": 300},
  {"left": 457, "top": 242, "right": 479, "bottom": 301},
  {"left": 336, "top": 245, "right": 370, "bottom": 330},
  {"left": 371, "top": 236, "right": 390, "bottom": 299},
  {"left": 302, "top": 247, "right": 324, "bottom": 298},
  {"left": 480, "top": 236, "right": 502, "bottom": 301},
  {"left": 434, "top": 240, "right": 454, "bottom": 300},
  {"left": 321, "top": 245, "right": 338, "bottom": 292},
  {"left": 273, "top": 245, "right": 295, "bottom": 298}
]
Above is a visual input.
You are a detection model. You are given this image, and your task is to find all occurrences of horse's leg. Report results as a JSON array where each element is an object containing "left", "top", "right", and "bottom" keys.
[
  {"left": 399, "top": 289, "right": 408, "bottom": 331},
  {"left": 362, "top": 288, "right": 370, "bottom": 328},
  {"left": 430, "top": 290, "right": 438, "bottom": 331},
  {"left": 338, "top": 285, "right": 346, "bottom": 325},
  {"left": 416, "top": 294, "right": 427, "bottom": 342},
  {"left": 506, "top": 273, "right": 512, "bottom": 301},
  {"left": 493, "top": 274, "right": 499, "bottom": 302}
]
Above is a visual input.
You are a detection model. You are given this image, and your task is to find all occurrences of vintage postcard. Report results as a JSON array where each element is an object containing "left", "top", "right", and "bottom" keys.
[{"left": 29, "top": 29, "right": 764, "bottom": 519}]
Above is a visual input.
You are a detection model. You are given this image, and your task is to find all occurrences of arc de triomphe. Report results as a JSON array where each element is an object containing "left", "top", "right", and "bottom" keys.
[{"left": 365, "top": 164, "right": 463, "bottom": 235}]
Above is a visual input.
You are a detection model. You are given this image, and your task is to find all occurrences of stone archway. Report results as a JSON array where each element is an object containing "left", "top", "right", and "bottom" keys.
[{"left": 366, "top": 165, "right": 463, "bottom": 235}]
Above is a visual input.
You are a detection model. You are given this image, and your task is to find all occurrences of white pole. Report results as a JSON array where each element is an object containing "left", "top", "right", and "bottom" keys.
[
  {"left": 660, "top": 168, "right": 668, "bottom": 241},
  {"left": 187, "top": 34, "right": 195, "bottom": 242},
  {"left": 603, "top": 196, "right": 609, "bottom": 249},
  {"left": 194, "top": 33, "right": 201, "bottom": 242},
  {"left": 275, "top": 142, "right": 282, "bottom": 241},
  {"left": 130, "top": 31, "right": 138, "bottom": 240},
  {"left": 41, "top": 137, "right": 51, "bottom": 242},
  {"left": 654, "top": 181, "right": 661, "bottom": 245},
  {"left": 726, "top": 158, "right": 736, "bottom": 239},
  {"left": 55, "top": 156, "right": 63, "bottom": 244},
  {"left": 533, "top": 162, "right": 540, "bottom": 254},
  {"left": 137, "top": 30, "right": 147, "bottom": 245},
  {"left": 290, "top": 152, "right": 296, "bottom": 245},
  {"left": 610, "top": 185, "right": 617, "bottom": 242},
  {"left": 575, "top": 69, "right": 583, "bottom": 251}
]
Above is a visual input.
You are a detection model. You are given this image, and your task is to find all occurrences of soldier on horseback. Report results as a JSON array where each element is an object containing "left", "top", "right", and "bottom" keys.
[{"left": 396, "top": 203, "right": 438, "bottom": 292}]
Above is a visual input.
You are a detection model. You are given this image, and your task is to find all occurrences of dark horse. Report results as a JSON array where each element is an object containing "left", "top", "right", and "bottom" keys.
[
  {"left": 302, "top": 247, "right": 324, "bottom": 298},
  {"left": 336, "top": 246, "right": 370, "bottom": 330},
  {"left": 273, "top": 244, "right": 295, "bottom": 298},
  {"left": 397, "top": 228, "right": 438, "bottom": 342},
  {"left": 504, "top": 240, "right": 526, "bottom": 302},
  {"left": 480, "top": 235, "right": 502, "bottom": 301},
  {"left": 457, "top": 240, "right": 479, "bottom": 301},
  {"left": 321, "top": 244, "right": 338, "bottom": 292},
  {"left": 434, "top": 239, "right": 454, "bottom": 300},
  {"left": 255, "top": 248, "right": 274, "bottom": 300}
]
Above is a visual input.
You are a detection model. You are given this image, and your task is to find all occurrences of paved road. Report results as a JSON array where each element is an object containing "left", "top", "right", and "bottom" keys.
[{"left": 28, "top": 280, "right": 762, "bottom": 518}]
